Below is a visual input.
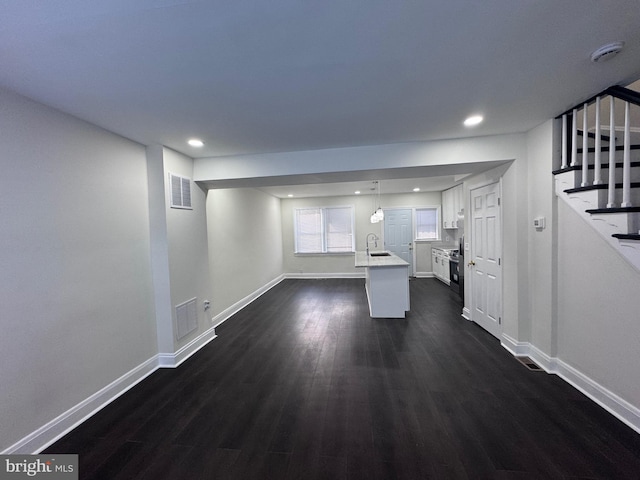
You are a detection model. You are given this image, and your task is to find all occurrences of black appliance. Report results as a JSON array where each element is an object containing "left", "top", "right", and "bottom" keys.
[
  {"left": 457, "top": 237, "right": 464, "bottom": 301},
  {"left": 449, "top": 249, "right": 460, "bottom": 294}
]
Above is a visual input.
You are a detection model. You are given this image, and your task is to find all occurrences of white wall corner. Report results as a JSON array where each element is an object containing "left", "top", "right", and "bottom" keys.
[
  {"left": 158, "top": 324, "right": 217, "bottom": 369},
  {"left": 500, "top": 333, "right": 530, "bottom": 356}
]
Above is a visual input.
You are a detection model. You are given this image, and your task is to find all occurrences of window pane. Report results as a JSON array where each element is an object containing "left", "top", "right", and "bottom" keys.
[
  {"left": 296, "top": 208, "right": 323, "bottom": 252},
  {"left": 325, "top": 207, "right": 353, "bottom": 252},
  {"left": 416, "top": 208, "right": 438, "bottom": 240}
]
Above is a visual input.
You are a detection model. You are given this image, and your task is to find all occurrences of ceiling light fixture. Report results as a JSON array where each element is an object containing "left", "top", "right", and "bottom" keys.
[
  {"left": 464, "top": 115, "right": 483, "bottom": 127},
  {"left": 590, "top": 41, "right": 624, "bottom": 63},
  {"left": 370, "top": 181, "right": 384, "bottom": 224},
  {"left": 187, "top": 138, "right": 204, "bottom": 147},
  {"left": 413, "top": 187, "right": 420, "bottom": 192},
  {"left": 287, "top": 194, "right": 293, "bottom": 197},
  {"left": 355, "top": 191, "right": 361, "bottom": 195}
]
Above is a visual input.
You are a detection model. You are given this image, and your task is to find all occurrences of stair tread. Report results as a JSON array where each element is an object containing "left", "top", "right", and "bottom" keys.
[
  {"left": 586, "top": 206, "right": 640, "bottom": 214},
  {"left": 553, "top": 161, "right": 640, "bottom": 175},
  {"left": 564, "top": 182, "right": 640, "bottom": 193},
  {"left": 612, "top": 233, "right": 640, "bottom": 240}
]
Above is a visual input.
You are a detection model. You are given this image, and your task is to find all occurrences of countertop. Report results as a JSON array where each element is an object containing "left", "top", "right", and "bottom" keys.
[{"left": 354, "top": 251, "right": 409, "bottom": 268}]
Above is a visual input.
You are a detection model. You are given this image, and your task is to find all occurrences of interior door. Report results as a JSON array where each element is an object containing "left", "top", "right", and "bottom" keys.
[
  {"left": 384, "top": 208, "right": 413, "bottom": 276},
  {"left": 469, "top": 182, "right": 502, "bottom": 338}
]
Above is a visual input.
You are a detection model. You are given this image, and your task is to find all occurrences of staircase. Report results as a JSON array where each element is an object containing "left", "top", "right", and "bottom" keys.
[{"left": 553, "top": 85, "right": 640, "bottom": 271}]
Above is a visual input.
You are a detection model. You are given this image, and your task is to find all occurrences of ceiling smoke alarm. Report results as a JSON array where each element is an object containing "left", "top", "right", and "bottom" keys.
[{"left": 590, "top": 42, "right": 624, "bottom": 63}]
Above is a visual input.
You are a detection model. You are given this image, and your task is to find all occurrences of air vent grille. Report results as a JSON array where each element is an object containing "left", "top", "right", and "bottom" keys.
[
  {"left": 169, "top": 173, "right": 192, "bottom": 209},
  {"left": 176, "top": 297, "right": 198, "bottom": 340}
]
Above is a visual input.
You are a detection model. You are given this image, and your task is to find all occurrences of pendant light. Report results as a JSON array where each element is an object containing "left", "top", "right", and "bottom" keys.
[{"left": 370, "top": 181, "right": 384, "bottom": 223}]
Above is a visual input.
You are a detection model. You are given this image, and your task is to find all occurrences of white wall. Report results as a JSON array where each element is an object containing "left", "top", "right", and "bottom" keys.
[
  {"left": 205, "top": 188, "right": 283, "bottom": 318},
  {"left": 194, "top": 133, "right": 525, "bottom": 184},
  {"left": 556, "top": 200, "right": 640, "bottom": 406},
  {"left": 526, "top": 120, "right": 557, "bottom": 352},
  {"left": 0, "top": 89, "right": 157, "bottom": 452},
  {"left": 280, "top": 191, "right": 442, "bottom": 276},
  {"left": 164, "top": 149, "right": 213, "bottom": 350}
]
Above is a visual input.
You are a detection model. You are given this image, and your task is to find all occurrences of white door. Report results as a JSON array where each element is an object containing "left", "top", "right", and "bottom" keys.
[
  {"left": 469, "top": 182, "right": 502, "bottom": 338},
  {"left": 384, "top": 209, "right": 413, "bottom": 277}
]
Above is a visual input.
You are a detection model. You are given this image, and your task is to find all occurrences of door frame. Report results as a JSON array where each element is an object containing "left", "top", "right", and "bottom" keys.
[{"left": 466, "top": 179, "right": 503, "bottom": 338}]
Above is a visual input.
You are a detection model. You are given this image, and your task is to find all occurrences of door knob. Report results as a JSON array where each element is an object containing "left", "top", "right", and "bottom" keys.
[{"left": 468, "top": 260, "right": 476, "bottom": 267}]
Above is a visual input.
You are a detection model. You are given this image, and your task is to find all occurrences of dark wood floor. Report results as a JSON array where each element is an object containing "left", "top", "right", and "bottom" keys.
[{"left": 45, "top": 278, "right": 640, "bottom": 479}]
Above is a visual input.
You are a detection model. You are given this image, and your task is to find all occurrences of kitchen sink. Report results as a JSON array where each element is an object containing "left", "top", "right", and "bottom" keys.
[{"left": 370, "top": 252, "right": 391, "bottom": 257}]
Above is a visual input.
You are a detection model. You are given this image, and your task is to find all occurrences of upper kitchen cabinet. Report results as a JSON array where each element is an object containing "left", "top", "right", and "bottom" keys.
[{"left": 442, "top": 184, "right": 463, "bottom": 229}]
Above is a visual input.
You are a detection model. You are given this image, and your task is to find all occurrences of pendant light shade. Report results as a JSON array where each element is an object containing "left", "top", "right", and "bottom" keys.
[{"left": 370, "top": 181, "right": 384, "bottom": 223}]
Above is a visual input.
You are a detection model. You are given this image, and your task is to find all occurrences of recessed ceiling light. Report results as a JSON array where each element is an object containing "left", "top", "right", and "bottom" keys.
[
  {"left": 413, "top": 187, "right": 420, "bottom": 192},
  {"left": 354, "top": 191, "right": 361, "bottom": 195},
  {"left": 464, "top": 115, "right": 483, "bottom": 127},
  {"left": 187, "top": 138, "right": 204, "bottom": 147},
  {"left": 287, "top": 194, "right": 293, "bottom": 197}
]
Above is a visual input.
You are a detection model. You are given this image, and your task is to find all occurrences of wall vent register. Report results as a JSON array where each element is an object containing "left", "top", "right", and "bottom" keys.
[
  {"left": 169, "top": 173, "right": 192, "bottom": 209},
  {"left": 175, "top": 297, "right": 198, "bottom": 340}
]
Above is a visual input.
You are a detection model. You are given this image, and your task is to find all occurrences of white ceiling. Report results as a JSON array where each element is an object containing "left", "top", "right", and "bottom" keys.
[{"left": 2, "top": 1, "right": 640, "bottom": 196}]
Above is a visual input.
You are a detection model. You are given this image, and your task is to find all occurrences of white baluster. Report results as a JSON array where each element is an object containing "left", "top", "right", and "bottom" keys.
[
  {"left": 622, "top": 101, "right": 632, "bottom": 208},
  {"left": 581, "top": 103, "right": 589, "bottom": 187},
  {"left": 561, "top": 114, "right": 568, "bottom": 169},
  {"left": 593, "top": 97, "right": 602, "bottom": 185},
  {"left": 607, "top": 96, "right": 616, "bottom": 208},
  {"left": 571, "top": 108, "right": 578, "bottom": 167}
]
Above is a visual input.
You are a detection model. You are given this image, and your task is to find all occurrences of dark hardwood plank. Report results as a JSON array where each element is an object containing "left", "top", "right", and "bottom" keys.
[{"left": 43, "top": 278, "right": 640, "bottom": 479}]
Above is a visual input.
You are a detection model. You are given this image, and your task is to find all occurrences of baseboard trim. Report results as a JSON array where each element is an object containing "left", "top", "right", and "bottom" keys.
[
  {"left": 413, "top": 272, "right": 435, "bottom": 278},
  {"left": 157, "top": 325, "right": 218, "bottom": 368},
  {"left": 283, "top": 272, "right": 365, "bottom": 279},
  {"left": 461, "top": 307, "right": 471, "bottom": 321},
  {"left": 4, "top": 356, "right": 159, "bottom": 454},
  {"left": 501, "top": 340, "right": 640, "bottom": 435},
  {"left": 211, "top": 274, "right": 286, "bottom": 328}
]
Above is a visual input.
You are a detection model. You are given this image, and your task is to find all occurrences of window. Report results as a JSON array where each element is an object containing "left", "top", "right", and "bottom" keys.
[
  {"left": 294, "top": 206, "right": 354, "bottom": 253},
  {"left": 415, "top": 207, "right": 439, "bottom": 240}
]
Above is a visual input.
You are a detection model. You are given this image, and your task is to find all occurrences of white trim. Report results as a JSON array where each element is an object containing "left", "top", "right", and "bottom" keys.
[
  {"left": 413, "top": 272, "right": 435, "bottom": 278},
  {"left": 211, "top": 274, "right": 286, "bottom": 328},
  {"left": 500, "top": 340, "right": 640, "bottom": 434},
  {"left": 284, "top": 272, "right": 364, "bottom": 279},
  {"left": 3, "top": 356, "right": 159, "bottom": 454},
  {"left": 157, "top": 325, "right": 218, "bottom": 368},
  {"left": 461, "top": 307, "right": 471, "bottom": 320},
  {"left": 500, "top": 333, "right": 530, "bottom": 356}
]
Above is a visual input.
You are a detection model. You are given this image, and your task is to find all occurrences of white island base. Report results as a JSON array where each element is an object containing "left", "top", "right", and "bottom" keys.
[{"left": 355, "top": 251, "right": 410, "bottom": 318}]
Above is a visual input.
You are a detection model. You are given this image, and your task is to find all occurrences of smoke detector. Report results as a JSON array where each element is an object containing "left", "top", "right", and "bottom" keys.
[{"left": 590, "top": 42, "right": 624, "bottom": 63}]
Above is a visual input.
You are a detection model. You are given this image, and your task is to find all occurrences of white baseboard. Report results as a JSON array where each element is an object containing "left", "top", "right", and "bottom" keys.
[
  {"left": 211, "top": 274, "right": 286, "bottom": 328},
  {"left": 461, "top": 307, "right": 471, "bottom": 320},
  {"left": 157, "top": 325, "right": 218, "bottom": 368},
  {"left": 500, "top": 333, "right": 530, "bottom": 356},
  {"left": 284, "top": 272, "right": 365, "bottom": 279},
  {"left": 4, "top": 356, "right": 159, "bottom": 454},
  {"left": 500, "top": 339, "right": 640, "bottom": 434},
  {"left": 413, "top": 272, "right": 435, "bottom": 278}
]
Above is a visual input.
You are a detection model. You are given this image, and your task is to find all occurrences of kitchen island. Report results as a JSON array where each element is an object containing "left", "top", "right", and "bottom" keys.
[{"left": 355, "top": 251, "right": 410, "bottom": 318}]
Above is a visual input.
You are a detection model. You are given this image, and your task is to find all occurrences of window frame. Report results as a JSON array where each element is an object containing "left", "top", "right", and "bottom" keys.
[
  {"left": 414, "top": 206, "right": 441, "bottom": 242},
  {"left": 294, "top": 205, "right": 355, "bottom": 254}
]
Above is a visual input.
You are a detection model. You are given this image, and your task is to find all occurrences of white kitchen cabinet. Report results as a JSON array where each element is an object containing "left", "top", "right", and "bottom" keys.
[
  {"left": 442, "top": 184, "right": 463, "bottom": 229},
  {"left": 432, "top": 248, "right": 451, "bottom": 285}
]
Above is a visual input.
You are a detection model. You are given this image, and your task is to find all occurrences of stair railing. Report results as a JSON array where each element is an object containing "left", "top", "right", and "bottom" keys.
[{"left": 558, "top": 85, "right": 640, "bottom": 211}]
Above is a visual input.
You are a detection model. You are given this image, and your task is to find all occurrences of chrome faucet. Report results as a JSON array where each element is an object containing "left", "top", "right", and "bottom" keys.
[{"left": 366, "top": 233, "right": 379, "bottom": 255}]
